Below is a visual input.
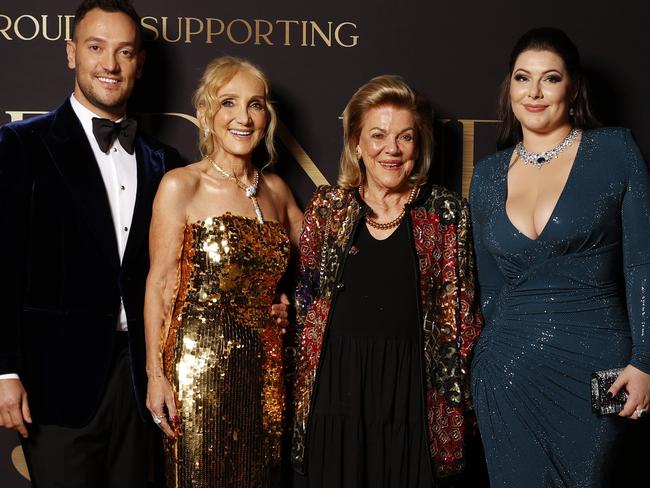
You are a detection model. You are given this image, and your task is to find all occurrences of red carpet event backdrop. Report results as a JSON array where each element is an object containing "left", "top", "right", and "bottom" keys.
[{"left": 0, "top": 0, "right": 648, "bottom": 485}]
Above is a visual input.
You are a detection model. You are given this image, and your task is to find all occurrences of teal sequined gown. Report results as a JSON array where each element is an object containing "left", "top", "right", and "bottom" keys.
[{"left": 470, "top": 128, "right": 650, "bottom": 487}]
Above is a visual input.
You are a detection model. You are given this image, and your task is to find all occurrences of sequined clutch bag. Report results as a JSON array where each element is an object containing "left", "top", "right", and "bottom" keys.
[{"left": 591, "top": 368, "right": 628, "bottom": 415}]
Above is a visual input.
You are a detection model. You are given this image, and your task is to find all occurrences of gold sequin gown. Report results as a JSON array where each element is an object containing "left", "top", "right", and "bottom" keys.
[{"left": 163, "top": 214, "right": 289, "bottom": 488}]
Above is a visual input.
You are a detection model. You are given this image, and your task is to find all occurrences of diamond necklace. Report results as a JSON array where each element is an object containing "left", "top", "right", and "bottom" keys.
[
  {"left": 207, "top": 157, "right": 264, "bottom": 224},
  {"left": 515, "top": 128, "right": 581, "bottom": 168}
]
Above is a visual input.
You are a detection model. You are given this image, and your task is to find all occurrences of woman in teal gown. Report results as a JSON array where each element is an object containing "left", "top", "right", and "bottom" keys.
[{"left": 470, "top": 28, "right": 650, "bottom": 487}]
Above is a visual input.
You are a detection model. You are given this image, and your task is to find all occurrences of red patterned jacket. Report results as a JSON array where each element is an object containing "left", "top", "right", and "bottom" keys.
[{"left": 290, "top": 184, "right": 483, "bottom": 477}]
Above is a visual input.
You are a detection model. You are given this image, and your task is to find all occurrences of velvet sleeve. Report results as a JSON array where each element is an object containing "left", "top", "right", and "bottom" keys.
[{"left": 0, "top": 125, "right": 32, "bottom": 375}]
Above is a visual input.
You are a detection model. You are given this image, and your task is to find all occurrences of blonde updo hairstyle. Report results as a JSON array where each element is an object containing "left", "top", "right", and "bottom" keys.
[
  {"left": 338, "top": 74, "right": 433, "bottom": 189},
  {"left": 193, "top": 56, "right": 278, "bottom": 165}
]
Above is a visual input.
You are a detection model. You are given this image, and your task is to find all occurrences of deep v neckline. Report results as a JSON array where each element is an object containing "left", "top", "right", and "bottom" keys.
[{"left": 503, "top": 136, "right": 584, "bottom": 242}]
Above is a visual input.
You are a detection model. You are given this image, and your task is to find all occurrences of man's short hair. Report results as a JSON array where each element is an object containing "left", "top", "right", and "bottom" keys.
[{"left": 72, "top": 0, "right": 143, "bottom": 47}]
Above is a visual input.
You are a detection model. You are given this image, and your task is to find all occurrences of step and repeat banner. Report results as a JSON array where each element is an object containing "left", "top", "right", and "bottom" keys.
[{"left": 1, "top": 0, "right": 648, "bottom": 486}]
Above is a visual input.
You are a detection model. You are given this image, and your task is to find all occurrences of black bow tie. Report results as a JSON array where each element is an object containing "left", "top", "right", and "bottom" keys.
[{"left": 91, "top": 117, "right": 137, "bottom": 154}]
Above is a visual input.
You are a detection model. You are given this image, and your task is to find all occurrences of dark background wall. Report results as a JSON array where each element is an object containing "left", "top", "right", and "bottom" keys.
[{"left": 1, "top": 0, "right": 649, "bottom": 485}]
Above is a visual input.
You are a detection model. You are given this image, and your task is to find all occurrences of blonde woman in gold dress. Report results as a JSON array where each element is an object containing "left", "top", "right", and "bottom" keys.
[{"left": 143, "top": 56, "right": 302, "bottom": 487}]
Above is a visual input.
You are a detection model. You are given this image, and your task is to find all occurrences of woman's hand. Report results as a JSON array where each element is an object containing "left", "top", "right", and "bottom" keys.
[
  {"left": 270, "top": 293, "right": 290, "bottom": 335},
  {"left": 146, "top": 375, "right": 179, "bottom": 438},
  {"left": 608, "top": 364, "right": 650, "bottom": 420},
  {"left": 143, "top": 170, "right": 189, "bottom": 440}
]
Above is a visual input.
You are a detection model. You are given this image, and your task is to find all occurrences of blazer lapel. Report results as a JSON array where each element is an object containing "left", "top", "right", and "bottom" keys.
[
  {"left": 43, "top": 100, "right": 120, "bottom": 270},
  {"left": 122, "top": 138, "right": 161, "bottom": 267}
]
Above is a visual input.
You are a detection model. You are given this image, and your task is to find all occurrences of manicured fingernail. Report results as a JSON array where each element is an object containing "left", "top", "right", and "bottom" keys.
[
  {"left": 172, "top": 416, "right": 180, "bottom": 422},
  {"left": 606, "top": 391, "right": 614, "bottom": 400}
]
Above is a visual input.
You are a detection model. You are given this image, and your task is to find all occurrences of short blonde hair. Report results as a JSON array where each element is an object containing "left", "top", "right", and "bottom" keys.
[
  {"left": 338, "top": 75, "right": 433, "bottom": 189},
  {"left": 193, "top": 56, "right": 277, "bottom": 164}
]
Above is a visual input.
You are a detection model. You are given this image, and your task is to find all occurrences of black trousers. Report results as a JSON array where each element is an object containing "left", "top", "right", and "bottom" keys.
[{"left": 21, "top": 334, "right": 150, "bottom": 488}]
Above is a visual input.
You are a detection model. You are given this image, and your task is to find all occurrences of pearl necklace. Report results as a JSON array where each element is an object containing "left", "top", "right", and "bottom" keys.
[
  {"left": 515, "top": 128, "right": 581, "bottom": 168},
  {"left": 362, "top": 185, "right": 419, "bottom": 230},
  {"left": 208, "top": 157, "right": 264, "bottom": 223}
]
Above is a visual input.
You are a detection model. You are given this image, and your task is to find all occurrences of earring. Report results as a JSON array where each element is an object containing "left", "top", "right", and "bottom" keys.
[
  {"left": 203, "top": 127, "right": 209, "bottom": 137},
  {"left": 569, "top": 106, "right": 575, "bottom": 117},
  {"left": 355, "top": 145, "right": 361, "bottom": 158}
]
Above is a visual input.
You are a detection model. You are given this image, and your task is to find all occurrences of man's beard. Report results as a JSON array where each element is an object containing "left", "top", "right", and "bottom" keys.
[{"left": 79, "top": 78, "right": 129, "bottom": 115}]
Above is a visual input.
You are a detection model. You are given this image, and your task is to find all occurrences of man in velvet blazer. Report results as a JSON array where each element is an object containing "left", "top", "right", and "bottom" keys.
[{"left": 0, "top": 1, "right": 182, "bottom": 486}]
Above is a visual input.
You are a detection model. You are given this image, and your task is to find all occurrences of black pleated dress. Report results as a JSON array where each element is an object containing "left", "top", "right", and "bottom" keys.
[{"left": 293, "top": 221, "right": 435, "bottom": 488}]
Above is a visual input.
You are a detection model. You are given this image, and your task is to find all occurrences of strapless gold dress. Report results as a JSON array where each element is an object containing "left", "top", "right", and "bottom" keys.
[{"left": 163, "top": 214, "right": 289, "bottom": 487}]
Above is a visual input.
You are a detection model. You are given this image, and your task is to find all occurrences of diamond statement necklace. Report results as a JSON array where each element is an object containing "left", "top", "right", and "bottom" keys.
[
  {"left": 515, "top": 128, "right": 581, "bottom": 168},
  {"left": 208, "top": 157, "right": 264, "bottom": 224}
]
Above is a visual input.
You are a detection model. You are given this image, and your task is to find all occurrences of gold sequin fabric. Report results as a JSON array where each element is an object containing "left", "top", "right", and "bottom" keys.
[{"left": 163, "top": 214, "right": 289, "bottom": 488}]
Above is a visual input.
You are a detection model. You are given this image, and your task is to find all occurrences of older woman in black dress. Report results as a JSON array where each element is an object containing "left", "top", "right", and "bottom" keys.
[{"left": 290, "top": 75, "right": 482, "bottom": 488}]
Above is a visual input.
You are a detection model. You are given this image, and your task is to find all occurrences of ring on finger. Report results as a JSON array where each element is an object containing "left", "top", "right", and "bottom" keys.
[
  {"left": 635, "top": 407, "right": 648, "bottom": 418},
  {"left": 152, "top": 414, "right": 165, "bottom": 425}
]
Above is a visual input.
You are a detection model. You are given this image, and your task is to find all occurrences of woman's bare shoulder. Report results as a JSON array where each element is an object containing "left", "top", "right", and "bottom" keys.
[{"left": 158, "top": 162, "right": 207, "bottom": 198}]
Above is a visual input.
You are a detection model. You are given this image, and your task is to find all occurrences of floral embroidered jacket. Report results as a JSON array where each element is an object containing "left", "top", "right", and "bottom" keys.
[{"left": 290, "top": 184, "right": 483, "bottom": 477}]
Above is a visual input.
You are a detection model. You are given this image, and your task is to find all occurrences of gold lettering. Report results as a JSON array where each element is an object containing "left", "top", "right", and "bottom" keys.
[
  {"left": 5, "top": 109, "right": 329, "bottom": 187},
  {"left": 254, "top": 19, "right": 273, "bottom": 46},
  {"left": 0, "top": 14, "right": 12, "bottom": 40},
  {"left": 141, "top": 16, "right": 159, "bottom": 41},
  {"left": 41, "top": 15, "right": 64, "bottom": 41},
  {"left": 457, "top": 119, "right": 499, "bottom": 197},
  {"left": 277, "top": 121, "right": 329, "bottom": 186},
  {"left": 226, "top": 19, "right": 252, "bottom": 45},
  {"left": 160, "top": 112, "right": 199, "bottom": 126},
  {"left": 161, "top": 17, "right": 182, "bottom": 43},
  {"left": 335, "top": 22, "right": 358, "bottom": 48},
  {"left": 310, "top": 21, "right": 332, "bottom": 47},
  {"left": 14, "top": 15, "right": 39, "bottom": 41},
  {"left": 5, "top": 111, "right": 47, "bottom": 122},
  {"left": 11, "top": 445, "right": 29, "bottom": 481},
  {"left": 155, "top": 113, "right": 328, "bottom": 187},
  {"left": 184, "top": 17, "right": 203, "bottom": 44},
  {"left": 206, "top": 18, "right": 224, "bottom": 44},
  {"left": 301, "top": 20, "right": 308, "bottom": 47},
  {"left": 0, "top": 15, "right": 359, "bottom": 47},
  {"left": 64, "top": 15, "right": 74, "bottom": 41},
  {"left": 275, "top": 20, "right": 299, "bottom": 46}
]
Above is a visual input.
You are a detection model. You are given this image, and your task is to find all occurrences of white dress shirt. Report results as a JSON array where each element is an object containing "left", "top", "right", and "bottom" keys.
[{"left": 0, "top": 95, "right": 138, "bottom": 381}]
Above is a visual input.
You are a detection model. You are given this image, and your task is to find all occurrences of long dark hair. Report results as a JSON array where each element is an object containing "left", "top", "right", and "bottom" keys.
[{"left": 496, "top": 27, "right": 600, "bottom": 149}]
